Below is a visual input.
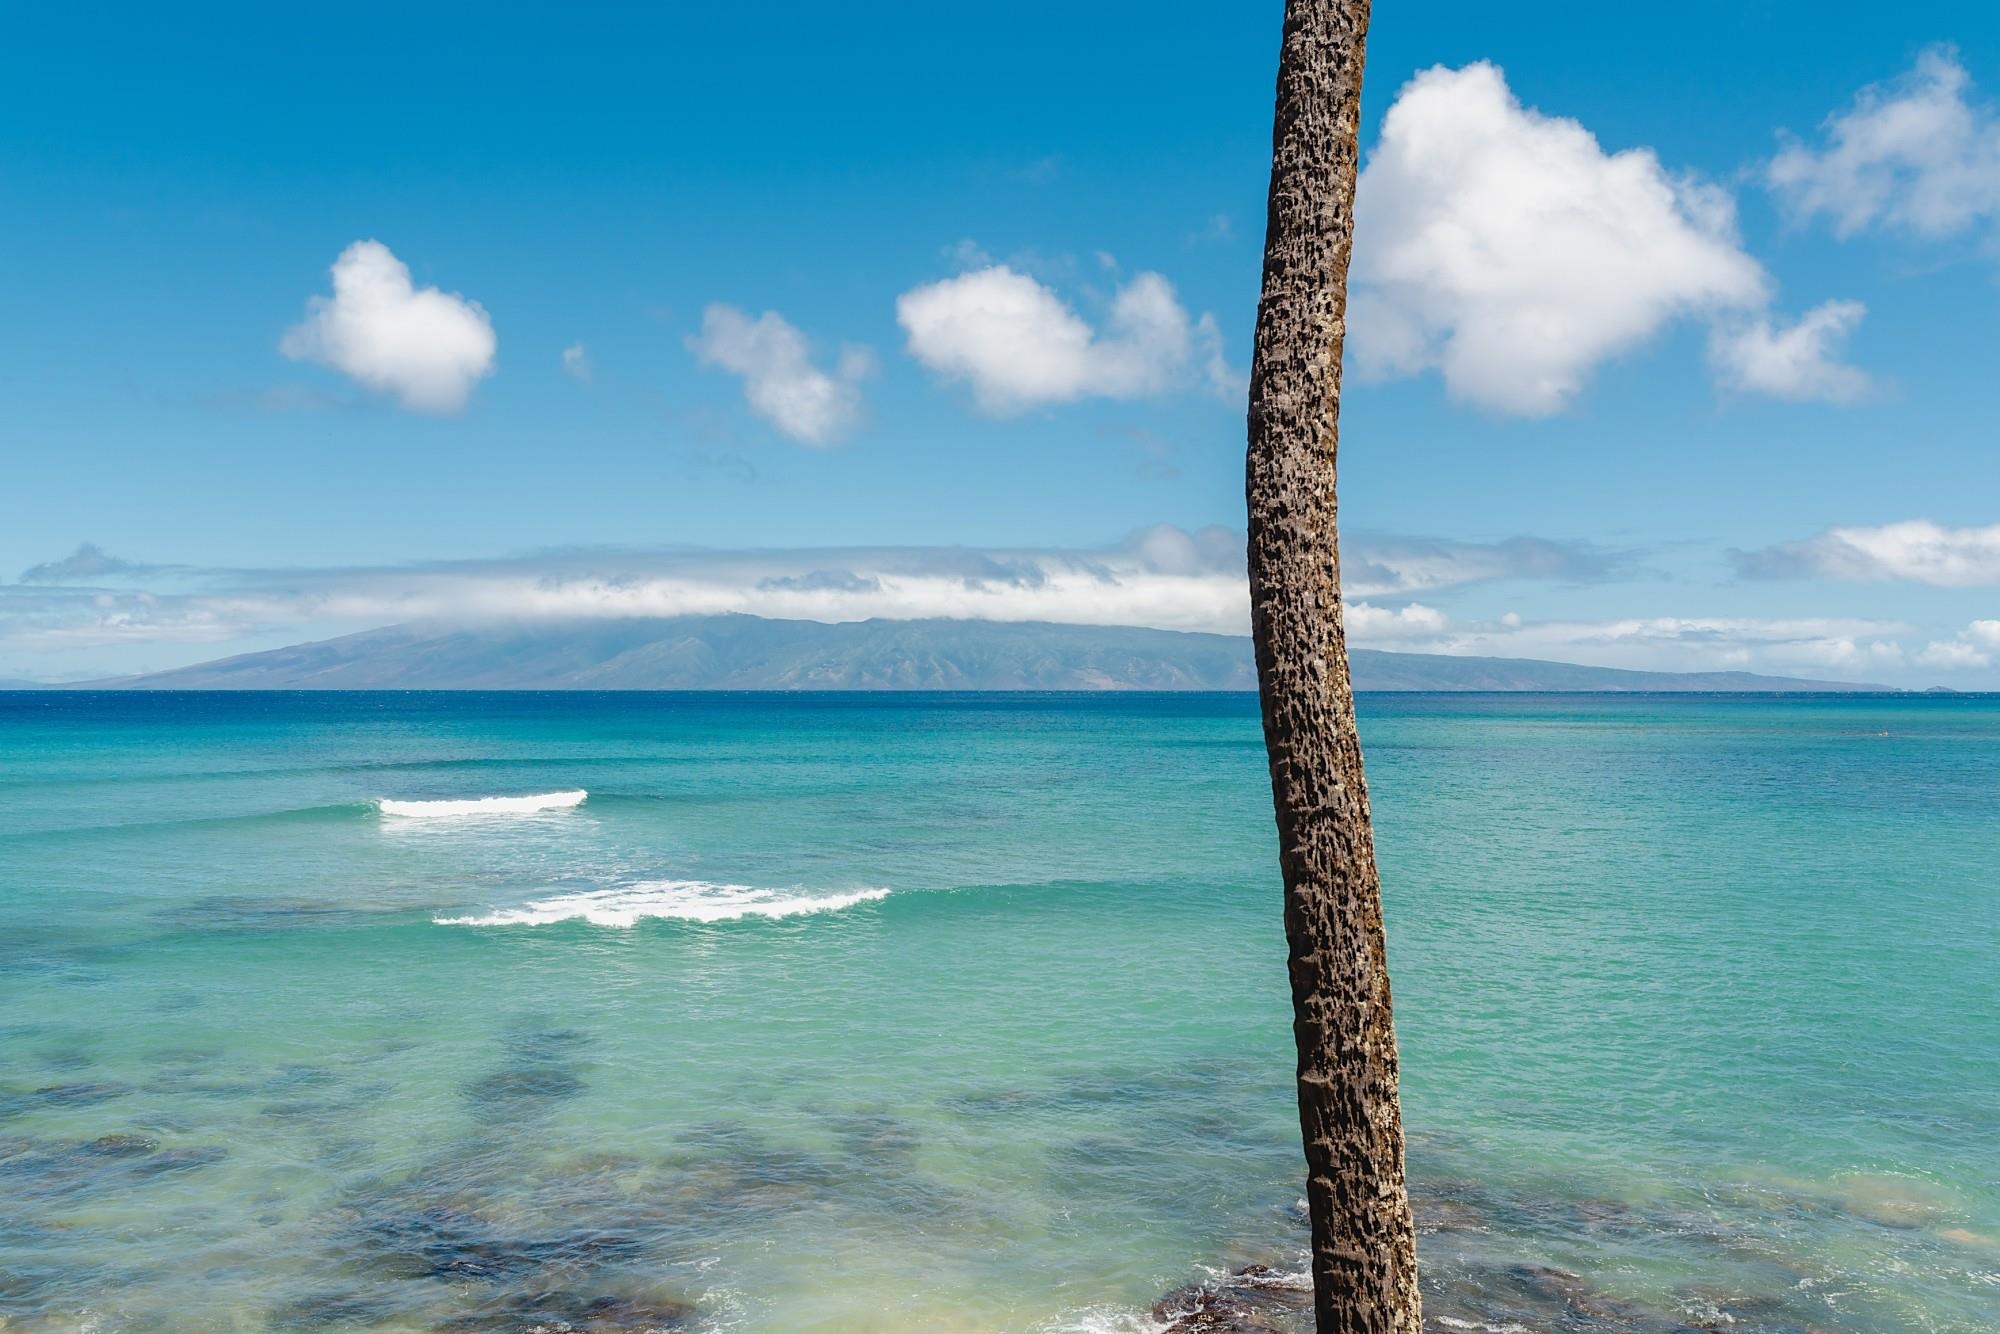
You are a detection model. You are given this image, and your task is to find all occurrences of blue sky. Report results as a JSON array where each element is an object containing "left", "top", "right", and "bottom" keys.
[{"left": 4, "top": 1, "right": 1999, "bottom": 684}]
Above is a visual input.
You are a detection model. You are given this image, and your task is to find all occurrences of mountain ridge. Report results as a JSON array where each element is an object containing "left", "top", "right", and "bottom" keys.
[{"left": 56, "top": 614, "right": 1895, "bottom": 693}]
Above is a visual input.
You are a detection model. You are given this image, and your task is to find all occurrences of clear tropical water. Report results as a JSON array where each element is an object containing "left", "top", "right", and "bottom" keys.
[{"left": 1, "top": 691, "right": 1995, "bottom": 1332}]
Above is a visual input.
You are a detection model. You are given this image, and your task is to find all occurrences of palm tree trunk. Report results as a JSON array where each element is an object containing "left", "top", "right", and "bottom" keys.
[{"left": 1245, "top": 3, "right": 1420, "bottom": 1331}]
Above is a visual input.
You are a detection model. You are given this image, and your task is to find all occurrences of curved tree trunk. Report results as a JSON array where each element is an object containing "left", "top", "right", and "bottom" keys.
[{"left": 1245, "top": 3, "right": 1420, "bottom": 1331}]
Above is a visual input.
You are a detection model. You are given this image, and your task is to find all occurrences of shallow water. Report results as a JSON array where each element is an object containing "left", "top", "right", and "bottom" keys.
[{"left": 1, "top": 691, "right": 1996, "bottom": 1331}]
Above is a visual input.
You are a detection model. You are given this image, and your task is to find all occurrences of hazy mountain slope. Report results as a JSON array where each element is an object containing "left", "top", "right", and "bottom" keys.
[{"left": 93, "top": 615, "right": 1888, "bottom": 692}]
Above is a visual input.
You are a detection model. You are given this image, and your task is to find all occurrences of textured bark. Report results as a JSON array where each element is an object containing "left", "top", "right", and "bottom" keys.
[{"left": 1245, "top": 3, "right": 1421, "bottom": 1333}]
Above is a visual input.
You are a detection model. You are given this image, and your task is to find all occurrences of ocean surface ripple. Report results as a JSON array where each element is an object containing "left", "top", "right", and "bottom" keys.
[{"left": 1, "top": 690, "right": 1995, "bottom": 1332}]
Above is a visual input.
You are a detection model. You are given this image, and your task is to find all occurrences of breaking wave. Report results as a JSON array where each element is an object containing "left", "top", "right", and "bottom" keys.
[
  {"left": 434, "top": 879, "right": 891, "bottom": 928},
  {"left": 377, "top": 790, "right": 587, "bottom": 819}
]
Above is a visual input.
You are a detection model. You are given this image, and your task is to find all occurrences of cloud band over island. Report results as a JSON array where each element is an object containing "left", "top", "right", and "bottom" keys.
[{"left": 10, "top": 526, "right": 1976, "bottom": 682}]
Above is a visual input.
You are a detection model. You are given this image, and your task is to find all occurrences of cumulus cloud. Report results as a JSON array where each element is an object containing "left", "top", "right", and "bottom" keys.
[
  {"left": 1733, "top": 520, "right": 2000, "bottom": 586},
  {"left": 561, "top": 342, "right": 592, "bottom": 383},
  {"left": 1347, "top": 601, "right": 1449, "bottom": 637},
  {"left": 1919, "top": 620, "right": 2000, "bottom": 668},
  {"left": 1708, "top": 300, "right": 1873, "bottom": 403},
  {"left": 1768, "top": 47, "right": 2000, "bottom": 243},
  {"left": 280, "top": 241, "right": 497, "bottom": 413},
  {"left": 896, "top": 264, "right": 1233, "bottom": 414},
  {"left": 687, "top": 305, "right": 870, "bottom": 445},
  {"left": 1348, "top": 62, "right": 1770, "bottom": 415}
]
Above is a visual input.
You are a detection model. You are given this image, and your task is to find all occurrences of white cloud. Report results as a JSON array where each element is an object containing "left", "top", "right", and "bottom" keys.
[
  {"left": 1341, "top": 534, "right": 1634, "bottom": 597},
  {"left": 280, "top": 241, "right": 496, "bottom": 414},
  {"left": 1348, "top": 62, "right": 1770, "bottom": 415},
  {"left": 0, "top": 526, "right": 1642, "bottom": 672},
  {"left": 1919, "top": 619, "right": 2000, "bottom": 668},
  {"left": 8, "top": 581, "right": 1908, "bottom": 683},
  {"left": 687, "top": 305, "right": 870, "bottom": 445},
  {"left": 7, "top": 531, "right": 1965, "bottom": 686},
  {"left": 1734, "top": 520, "right": 2000, "bottom": 586},
  {"left": 1768, "top": 47, "right": 2000, "bottom": 242},
  {"left": 1919, "top": 640, "right": 1989, "bottom": 669},
  {"left": 1347, "top": 601, "right": 1449, "bottom": 637},
  {"left": 0, "top": 529, "right": 1255, "bottom": 664},
  {"left": 1346, "top": 610, "right": 1911, "bottom": 679},
  {"left": 1195, "top": 313, "right": 1244, "bottom": 398},
  {"left": 1708, "top": 300, "right": 1873, "bottom": 403},
  {"left": 561, "top": 342, "right": 592, "bottom": 383},
  {"left": 896, "top": 264, "right": 1230, "bottom": 414}
]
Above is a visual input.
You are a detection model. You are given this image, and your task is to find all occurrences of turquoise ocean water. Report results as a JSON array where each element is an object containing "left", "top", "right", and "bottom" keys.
[{"left": 1, "top": 691, "right": 1995, "bottom": 1331}]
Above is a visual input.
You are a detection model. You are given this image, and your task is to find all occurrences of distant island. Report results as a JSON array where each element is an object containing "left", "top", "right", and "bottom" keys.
[{"left": 41, "top": 615, "right": 1892, "bottom": 692}]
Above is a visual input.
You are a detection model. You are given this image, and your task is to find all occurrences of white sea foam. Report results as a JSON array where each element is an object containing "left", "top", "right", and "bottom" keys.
[
  {"left": 434, "top": 879, "right": 890, "bottom": 927},
  {"left": 377, "top": 790, "right": 587, "bottom": 818},
  {"left": 1038, "top": 1309, "right": 1167, "bottom": 1334}
]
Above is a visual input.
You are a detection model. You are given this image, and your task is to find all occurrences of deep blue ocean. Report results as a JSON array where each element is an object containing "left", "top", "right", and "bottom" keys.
[{"left": 2, "top": 691, "right": 1996, "bottom": 1331}]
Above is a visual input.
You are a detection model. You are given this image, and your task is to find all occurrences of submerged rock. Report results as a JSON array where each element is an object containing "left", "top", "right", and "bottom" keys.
[
  {"left": 268, "top": 1289, "right": 407, "bottom": 1328},
  {"left": 351, "top": 1197, "right": 646, "bottom": 1287},
  {"left": 79, "top": 1132, "right": 159, "bottom": 1157},
  {"left": 467, "top": 1069, "right": 587, "bottom": 1106},
  {"left": 1408, "top": 1191, "right": 1487, "bottom": 1235},
  {"left": 1152, "top": 1269, "right": 1308, "bottom": 1332},
  {"left": 359, "top": 1203, "right": 525, "bottom": 1281},
  {"left": 828, "top": 1109, "right": 922, "bottom": 1162},
  {"left": 509, "top": 1028, "right": 592, "bottom": 1061},
  {"left": 464, "top": 1028, "right": 593, "bottom": 1116},
  {"left": 30, "top": 1080, "right": 130, "bottom": 1106},
  {"left": 1829, "top": 1172, "right": 1956, "bottom": 1229},
  {"left": 1148, "top": 1237, "right": 1846, "bottom": 1334},
  {"left": 1674, "top": 1286, "right": 1834, "bottom": 1331},
  {"left": 1937, "top": 1225, "right": 1994, "bottom": 1247},
  {"left": 439, "top": 1288, "right": 697, "bottom": 1332},
  {"left": 132, "top": 1143, "right": 229, "bottom": 1175},
  {"left": 37, "top": 1045, "right": 95, "bottom": 1071},
  {"left": 0, "top": 1130, "right": 227, "bottom": 1200},
  {"left": 1416, "top": 1260, "right": 1653, "bottom": 1329}
]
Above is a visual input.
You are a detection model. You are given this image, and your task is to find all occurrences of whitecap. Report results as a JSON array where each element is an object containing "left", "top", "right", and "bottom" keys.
[
  {"left": 434, "top": 879, "right": 890, "bottom": 927},
  {"left": 377, "top": 790, "right": 587, "bottom": 818},
  {"left": 1036, "top": 1308, "right": 1167, "bottom": 1334}
]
